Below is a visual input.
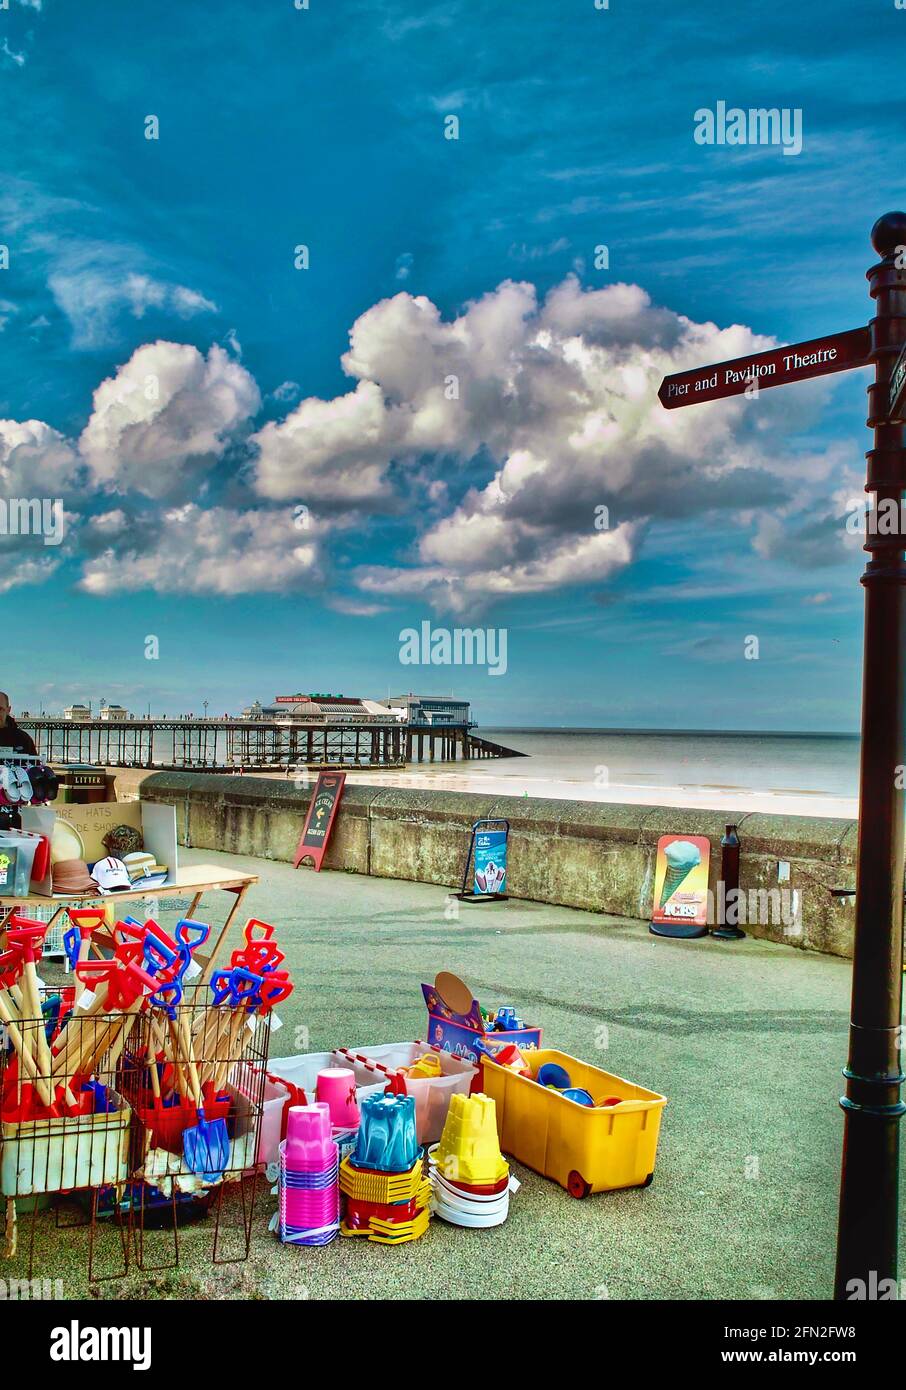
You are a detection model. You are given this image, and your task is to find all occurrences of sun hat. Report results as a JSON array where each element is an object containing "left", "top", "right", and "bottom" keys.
[
  {"left": 123, "top": 851, "right": 167, "bottom": 881},
  {"left": 51, "top": 859, "right": 97, "bottom": 895},
  {"left": 91, "top": 856, "right": 132, "bottom": 894},
  {"left": 123, "top": 851, "right": 155, "bottom": 875},
  {"left": 50, "top": 819, "right": 85, "bottom": 864},
  {"left": 102, "top": 823, "right": 144, "bottom": 859}
]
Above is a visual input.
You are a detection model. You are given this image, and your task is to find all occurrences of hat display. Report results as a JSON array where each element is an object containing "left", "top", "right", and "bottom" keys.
[
  {"left": 51, "top": 859, "right": 97, "bottom": 895},
  {"left": 91, "top": 856, "right": 132, "bottom": 894}
]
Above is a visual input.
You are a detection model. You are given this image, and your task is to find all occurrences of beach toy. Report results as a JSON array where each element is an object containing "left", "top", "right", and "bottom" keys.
[
  {"left": 433, "top": 1092, "right": 507, "bottom": 1186},
  {"left": 285, "top": 1103, "right": 335, "bottom": 1167},
  {"left": 316, "top": 1067, "right": 361, "bottom": 1128},
  {"left": 352, "top": 1092, "right": 419, "bottom": 1173},
  {"left": 278, "top": 1137, "right": 339, "bottom": 1246},
  {"left": 658, "top": 839, "right": 702, "bottom": 907},
  {"left": 404, "top": 1052, "right": 442, "bottom": 1080},
  {"left": 561, "top": 1088, "right": 595, "bottom": 1107},
  {"left": 434, "top": 971, "right": 475, "bottom": 1016},
  {"left": 537, "top": 1062, "right": 571, "bottom": 1090},
  {"left": 339, "top": 1153, "right": 426, "bottom": 1205},
  {"left": 494, "top": 1044, "right": 527, "bottom": 1071},
  {"left": 597, "top": 1096, "right": 623, "bottom": 1108},
  {"left": 494, "top": 1007, "right": 523, "bottom": 1031}
]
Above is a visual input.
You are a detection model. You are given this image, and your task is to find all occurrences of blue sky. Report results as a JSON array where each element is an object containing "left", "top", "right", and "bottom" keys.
[{"left": 0, "top": 0, "right": 902, "bottom": 729}]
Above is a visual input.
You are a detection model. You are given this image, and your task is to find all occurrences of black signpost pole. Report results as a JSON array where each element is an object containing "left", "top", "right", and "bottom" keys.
[{"left": 833, "top": 213, "right": 906, "bottom": 1299}]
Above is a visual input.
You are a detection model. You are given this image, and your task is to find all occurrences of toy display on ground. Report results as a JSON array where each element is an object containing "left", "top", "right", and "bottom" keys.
[{"left": 0, "top": 939, "right": 667, "bottom": 1284}]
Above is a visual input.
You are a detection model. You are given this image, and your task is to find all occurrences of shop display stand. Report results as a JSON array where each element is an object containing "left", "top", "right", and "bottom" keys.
[
  {"left": 0, "top": 985, "right": 270, "bottom": 1288},
  {"left": 456, "top": 819, "right": 510, "bottom": 904}
]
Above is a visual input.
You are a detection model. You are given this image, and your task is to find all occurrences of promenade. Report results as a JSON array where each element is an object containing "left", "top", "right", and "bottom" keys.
[{"left": 25, "top": 847, "right": 903, "bottom": 1301}]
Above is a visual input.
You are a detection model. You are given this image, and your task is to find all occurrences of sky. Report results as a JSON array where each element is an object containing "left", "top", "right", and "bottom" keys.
[{"left": 0, "top": 0, "right": 903, "bottom": 730}]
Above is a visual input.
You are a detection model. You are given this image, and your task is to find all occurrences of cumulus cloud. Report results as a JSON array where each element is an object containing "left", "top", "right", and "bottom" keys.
[
  {"left": 0, "top": 417, "right": 80, "bottom": 495},
  {"left": 78, "top": 504, "right": 323, "bottom": 597},
  {"left": 250, "top": 273, "right": 827, "bottom": 610},
  {"left": 79, "top": 341, "right": 260, "bottom": 500}
]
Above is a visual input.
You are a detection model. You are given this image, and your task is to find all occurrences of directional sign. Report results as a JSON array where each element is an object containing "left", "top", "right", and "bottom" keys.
[
  {"left": 658, "top": 326, "right": 871, "bottom": 409},
  {"left": 889, "top": 340, "right": 906, "bottom": 422}
]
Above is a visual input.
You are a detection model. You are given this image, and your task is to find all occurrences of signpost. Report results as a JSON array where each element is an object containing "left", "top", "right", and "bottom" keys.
[
  {"left": 658, "top": 327, "right": 871, "bottom": 409},
  {"left": 293, "top": 770, "right": 345, "bottom": 871},
  {"left": 889, "top": 338, "right": 906, "bottom": 423},
  {"left": 658, "top": 212, "right": 906, "bottom": 1300}
]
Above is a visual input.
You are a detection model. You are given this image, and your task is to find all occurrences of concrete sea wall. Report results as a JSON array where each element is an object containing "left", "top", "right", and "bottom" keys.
[{"left": 138, "top": 772, "right": 859, "bottom": 958}]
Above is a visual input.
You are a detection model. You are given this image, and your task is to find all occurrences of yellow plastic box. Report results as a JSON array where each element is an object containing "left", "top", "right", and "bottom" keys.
[{"left": 480, "top": 1049, "right": 666, "bottom": 1198}]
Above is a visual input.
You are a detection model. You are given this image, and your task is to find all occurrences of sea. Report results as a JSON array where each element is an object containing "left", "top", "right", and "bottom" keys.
[{"left": 340, "top": 727, "right": 862, "bottom": 819}]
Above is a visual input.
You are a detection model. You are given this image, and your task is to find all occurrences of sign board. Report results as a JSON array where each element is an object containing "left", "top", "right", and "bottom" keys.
[
  {"left": 649, "top": 833, "right": 711, "bottom": 939},
  {"left": 293, "top": 771, "right": 345, "bottom": 871},
  {"left": 889, "top": 340, "right": 906, "bottom": 422},
  {"left": 473, "top": 827, "right": 507, "bottom": 895},
  {"left": 658, "top": 327, "right": 871, "bottom": 409}
]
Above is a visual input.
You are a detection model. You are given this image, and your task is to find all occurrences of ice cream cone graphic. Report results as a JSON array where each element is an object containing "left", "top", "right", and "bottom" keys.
[{"left": 658, "top": 840, "right": 702, "bottom": 908}]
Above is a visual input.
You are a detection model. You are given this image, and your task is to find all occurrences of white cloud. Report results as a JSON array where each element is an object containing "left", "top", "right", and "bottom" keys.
[
  {"left": 49, "top": 267, "right": 216, "bottom": 348},
  {"left": 0, "top": 418, "right": 80, "bottom": 494},
  {"left": 250, "top": 380, "right": 400, "bottom": 507},
  {"left": 251, "top": 273, "right": 826, "bottom": 610},
  {"left": 79, "top": 504, "right": 323, "bottom": 597},
  {"left": 79, "top": 341, "right": 260, "bottom": 500},
  {"left": 1, "top": 40, "right": 26, "bottom": 68},
  {"left": 0, "top": 556, "right": 60, "bottom": 593}
]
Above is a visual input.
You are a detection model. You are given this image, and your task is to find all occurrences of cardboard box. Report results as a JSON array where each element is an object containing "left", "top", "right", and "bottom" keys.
[
  {"left": 421, "top": 983, "right": 541, "bottom": 1064},
  {"left": 20, "top": 801, "right": 178, "bottom": 897}
]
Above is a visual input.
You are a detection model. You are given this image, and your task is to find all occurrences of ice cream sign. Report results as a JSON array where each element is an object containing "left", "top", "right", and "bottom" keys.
[{"left": 649, "top": 834, "right": 711, "bottom": 938}]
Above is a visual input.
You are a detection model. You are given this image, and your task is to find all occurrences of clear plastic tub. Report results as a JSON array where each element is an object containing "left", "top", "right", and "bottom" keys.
[
  {"left": 230, "top": 1063, "right": 291, "bottom": 1169},
  {"left": 0, "top": 833, "right": 36, "bottom": 897},
  {"left": 334, "top": 1042, "right": 477, "bottom": 1145},
  {"left": 266, "top": 1052, "right": 386, "bottom": 1109}
]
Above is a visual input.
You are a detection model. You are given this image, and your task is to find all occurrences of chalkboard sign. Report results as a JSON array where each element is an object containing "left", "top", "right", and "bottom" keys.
[{"left": 293, "top": 772, "right": 346, "bottom": 872}]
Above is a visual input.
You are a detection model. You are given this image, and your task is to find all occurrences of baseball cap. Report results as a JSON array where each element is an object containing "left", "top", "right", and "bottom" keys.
[{"left": 91, "top": 856, "right": 132, "bottom": 893}]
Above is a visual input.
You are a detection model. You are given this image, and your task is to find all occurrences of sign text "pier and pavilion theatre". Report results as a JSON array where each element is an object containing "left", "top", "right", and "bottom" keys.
[{"left": 658, "top": 326, "right": 871, "bottom": 408}]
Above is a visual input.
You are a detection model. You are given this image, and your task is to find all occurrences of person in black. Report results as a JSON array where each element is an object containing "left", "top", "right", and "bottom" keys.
[
  {"left": 0, "top": 692, "right": 37, "bottom": 756},
  {"left": 0, "top": 691, "right": 37, "bottom": 829}
]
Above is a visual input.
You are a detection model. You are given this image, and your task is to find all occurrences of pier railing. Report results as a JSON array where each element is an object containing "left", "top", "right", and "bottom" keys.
[{"left": 18, "top": 717, "right": 525, "bottom": 770}]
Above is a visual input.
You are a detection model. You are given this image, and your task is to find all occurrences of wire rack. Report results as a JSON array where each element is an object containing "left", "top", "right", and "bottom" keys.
[{"left": 0, "top": 984, "right": 270, "bottom": 1284}]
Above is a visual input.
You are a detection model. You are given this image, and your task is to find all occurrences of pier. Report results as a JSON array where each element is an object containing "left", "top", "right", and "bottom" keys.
[{"left": 19, "top": 717, "right": 526, "bottom": 770}]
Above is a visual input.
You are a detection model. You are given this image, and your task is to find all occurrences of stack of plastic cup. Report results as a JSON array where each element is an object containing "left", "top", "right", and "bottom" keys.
[{"left": 279, "top": 1103, "right": 340, "bottom": 1246}]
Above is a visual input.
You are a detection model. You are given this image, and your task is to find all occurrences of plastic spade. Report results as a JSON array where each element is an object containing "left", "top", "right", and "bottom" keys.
[{"left": 178, "top": 1009, "right": 229, "bottom": 1183}]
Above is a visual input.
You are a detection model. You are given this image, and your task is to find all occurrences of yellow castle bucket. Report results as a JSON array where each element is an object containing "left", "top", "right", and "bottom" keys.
[{"left": 432, "top": 1092, "right": 508, "bottom": 1186}]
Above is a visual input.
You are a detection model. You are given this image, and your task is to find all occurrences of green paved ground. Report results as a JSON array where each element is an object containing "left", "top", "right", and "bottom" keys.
[{"left": 12, "top": 847, "right": 904, "bottom": 1301}]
